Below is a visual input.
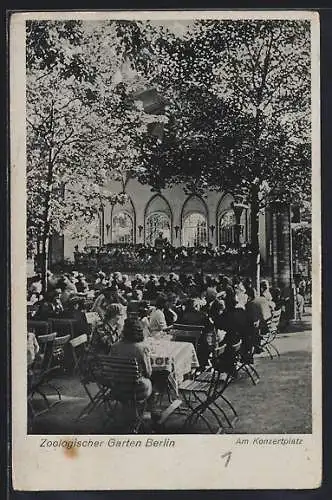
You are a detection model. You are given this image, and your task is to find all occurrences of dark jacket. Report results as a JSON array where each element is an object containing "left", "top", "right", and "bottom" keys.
[{"left": 246, "top": 296, "right": 272, "bottom": 324}]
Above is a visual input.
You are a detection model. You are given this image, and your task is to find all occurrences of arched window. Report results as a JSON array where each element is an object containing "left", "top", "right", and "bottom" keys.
[
  {"left": 218, "top": 209, "right": 249, "bottom": 245},
  {"left": 216, "top": 194, "right": 248, "bottom": 246},
  {"left": 84, "top": 215, "right": 101, "bottom": 247},
  {"left": 146, "top": 212, "right": 171, "bottom": 246},
  {"left": 145, "top": 194, "right": 172, "bottom": 245},
  {"left": 112, "top": 211, "right": 134, "bottom": 243},
  {"left": 110, "top": 196, "right": 136, "bottom": 244},
  {"left": 218, "top": 210, "right": 235, "bottom": 244},
  {"left": 182, "top": 213, "right": 208, "bottom": 247}
]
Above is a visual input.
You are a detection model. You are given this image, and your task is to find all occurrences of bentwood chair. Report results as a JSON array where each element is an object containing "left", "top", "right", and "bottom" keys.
[
  {"left": 27, "top": 320, "right": 50, "bottom": 337},
  {"left": 178, "top": 344, "right": 238, "bottom": 434},
  {"left": 75, "top": 351, "right": 111, "bottom": 422},
  {"left": 232, "top": 339, "right": 260, "bottom": 385},
  {"left": 171, "top": 324, "right": 204, "bottom": 350},
  {"left": 70, "top": 334, "right": 89, "bottom": 375},
  {"left": 69, "top": 335, "right": 99, "bottom": 420},
  {"left": 31, "top": 334, "right": 72, "bottom": 409},
  {"left": 51, "top": 333, "right": 71, "bottom": 372},
  {"left": 48, "top": 318, "right": 76, "bottom": 338},
  {"left": 260, "top": 309, "right": 282, "bottom": 359},
  {"left": 28, "top": 333, "right": 58, "bottom": 418},
  {"left": 84, "top": 311, "right": 101, "bottom": 339},
  {"left": 90, "top": 355, "right": 148, "bottom": 433}
]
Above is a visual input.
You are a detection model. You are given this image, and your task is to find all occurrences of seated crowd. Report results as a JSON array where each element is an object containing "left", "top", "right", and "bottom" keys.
[
  {"left": 27, "top": 269, "right": 286, "bottom": 372},
  {"left": 28, "top": 267, "right": 311, "bottom": 428}
]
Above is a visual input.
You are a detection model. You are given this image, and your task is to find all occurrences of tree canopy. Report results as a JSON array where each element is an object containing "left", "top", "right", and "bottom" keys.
[
  {"left": 26, "top": 18, "right": 312, "bottom": 286},
  {"left": 26, "top": 20, "right": 165, "bottom": 244},
  {"left": 26, "top": 20, "right": 167, "bottom": 287},
  {"left": 134, "top": 19, "right": 311, "bottom": 206}
]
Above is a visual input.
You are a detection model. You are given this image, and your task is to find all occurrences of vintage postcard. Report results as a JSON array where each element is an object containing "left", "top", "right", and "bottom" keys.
[{"left": 11, "top": 10, "right": 321, "bottom": 490}]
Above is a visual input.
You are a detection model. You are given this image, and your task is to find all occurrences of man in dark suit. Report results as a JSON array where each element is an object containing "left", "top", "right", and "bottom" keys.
[
  {"left": 180, "top": 298, "right": 206, "bottom": 325},
  {"left": 246, "top": 287, "right": 273, "bottom": 353},
  {"left": 205, "top": 288, "right": 227, "bottom": 331},
  {"left": 180, "top": 297, "right": 214, "bottom": 370},
  {"left": 246, "top": 288, "right": 272, "bottom": 325}
]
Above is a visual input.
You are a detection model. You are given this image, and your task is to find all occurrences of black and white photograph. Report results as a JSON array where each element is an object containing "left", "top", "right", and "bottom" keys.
[{"left": 11, "top": 10, "right": 321, "bottom": 490}]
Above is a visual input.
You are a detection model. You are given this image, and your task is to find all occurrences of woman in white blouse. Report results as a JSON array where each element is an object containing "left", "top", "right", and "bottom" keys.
[{"left": 149, "top": 295, "right": 173, "bottom": 337}]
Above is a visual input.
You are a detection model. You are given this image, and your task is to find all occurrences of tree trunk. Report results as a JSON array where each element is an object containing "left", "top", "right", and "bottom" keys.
[
  {"left": 39, "top": 101, "right": 56, "bottom": 294},
  {"left": 41, "top": 228, "right": 50, "bottom": 294},
  {"left": 250, "top": 103, "right": 262, "bottom": 293},
  {"left": 41, "top": 157, "right": 54, "bottom": 295},
  {"left": 250, "top": 184, "right": 260, "bottom": 292}
]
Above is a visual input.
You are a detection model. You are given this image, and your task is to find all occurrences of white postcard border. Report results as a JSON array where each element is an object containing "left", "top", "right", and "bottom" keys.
[{"left": 11, "top": 10, "right": 321, "bottom": 490}]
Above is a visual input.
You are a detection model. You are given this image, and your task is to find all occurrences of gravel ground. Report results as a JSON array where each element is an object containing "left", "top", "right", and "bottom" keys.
[{"left": 30, "top": 330, "right": 312, "bottom": 435}]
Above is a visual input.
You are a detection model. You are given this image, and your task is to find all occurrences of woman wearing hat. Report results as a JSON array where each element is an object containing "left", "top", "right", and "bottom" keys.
[
  {"left": 91, "top": 289, "right": 110, "bottom": 320},
  {"left": 131, "top": 274, "right": 145, "bottom": 291},
  {"left": 34, "top": 289, "right": 64, "bottom": 320},
  {"left": 76, "top": 273, "right": 89, "bottom": 294},
  {"left": 95, "top": 271, "right": 108, "bottom": 291},
  {"left": 62, "top": 296, "right": 91, "bottom": 337},
  {"left": 144, "top": 275, "right": 159, "bottom": 301},
  {"left": 91, "top": 303, "right": 124, "bottom": 354},
  {"left": 110, "top": 318, "right": 152, "bottom": 400},
  {"left": 91, "top": 283, "right": 126, "bottom": 320},
  {"left": 119, "top": 274, "right": 132, "bottom": 294},
  {"left": 166, "top": 273, "right": 182, "bottom": 294}
]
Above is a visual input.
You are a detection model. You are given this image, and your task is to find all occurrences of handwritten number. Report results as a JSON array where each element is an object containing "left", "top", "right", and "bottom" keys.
[{"left": 221, "top": 451, "right": 232, "bottom": 467}]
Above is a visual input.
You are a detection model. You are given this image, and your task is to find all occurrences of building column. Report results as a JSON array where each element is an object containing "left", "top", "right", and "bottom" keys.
[
  {"left": 135, "top": 206, "right": 145, "bottom": 245},
  {"left": 103, "top": 203, "right": 112, "bottom": 244},
  {"left": 173, "top": 224, "right": 180, "bottom": 246},
  {"left": 172, "top": 206, "right": 182, "bottom": 247},
  {"left": 231, "top": 201, "right": 247, "bottom": 274},
  {"left": 232, "top": 203, "right": 246, "bottom": 247},
  {"left": 270, "top": 201, "right": 293, "bottom": 290},
  {"left": 278, "top": 203, "right": 296, "bottom": 318},
  {"left": 209, "top": 224, "right": 216, "bottom": 246}
]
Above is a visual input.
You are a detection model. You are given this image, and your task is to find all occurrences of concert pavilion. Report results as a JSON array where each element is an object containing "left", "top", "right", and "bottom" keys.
[{"left": 49, "top": 85, "right": 294, "bottom": 289}]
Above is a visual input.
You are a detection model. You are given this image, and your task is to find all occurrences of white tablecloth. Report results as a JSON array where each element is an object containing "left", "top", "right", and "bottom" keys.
[{"left": 146, "top": 338, "right": 199, "bottom": 393}]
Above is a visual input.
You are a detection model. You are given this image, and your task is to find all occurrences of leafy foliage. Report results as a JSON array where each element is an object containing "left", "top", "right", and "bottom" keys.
[
  {"left": 26, "top": 19, "right": 311, "bottom": 286},
  {"left": 125, "top": 19, "right": 311, "bottom": 284},
  {"left": 26, "top": 21, "right": 165, "bottom": 246},
  {"left": 135, "top": 20, "right": 311, "bottom": 206}
]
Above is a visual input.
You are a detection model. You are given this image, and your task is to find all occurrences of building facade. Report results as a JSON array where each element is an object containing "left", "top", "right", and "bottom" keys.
[
  {"left": 59, "top": 177, "right": 270, "bottom": 265},
  {"left": 47, "top": 82, "right": 294, "bottom": 288}
]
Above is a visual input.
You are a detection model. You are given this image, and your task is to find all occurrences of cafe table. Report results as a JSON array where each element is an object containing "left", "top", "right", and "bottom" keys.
[{"left": 146, "top": 337, "right": 199, "bottom": 396}]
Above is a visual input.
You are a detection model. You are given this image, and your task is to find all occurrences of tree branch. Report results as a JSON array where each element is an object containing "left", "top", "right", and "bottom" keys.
[
  {"left": 54, "top": 97, "right": 81, "bottom": 114},
  {"left": 51, "top": 128, "right": 76, "bottom": 164}
]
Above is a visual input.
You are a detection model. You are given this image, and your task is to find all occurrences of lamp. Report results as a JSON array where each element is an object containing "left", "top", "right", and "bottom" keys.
[
  {"left": 106, "top": 224, "right": 110, "bottom": 235},
  {"left": 175, "top": 226, "right": 180, "bottom": 238},
  {"left": 209, "top": 225, "right": 215, "bottom": 237},
  {"left": 138, "top": 225, "right": 143, "bottom": 238}
]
